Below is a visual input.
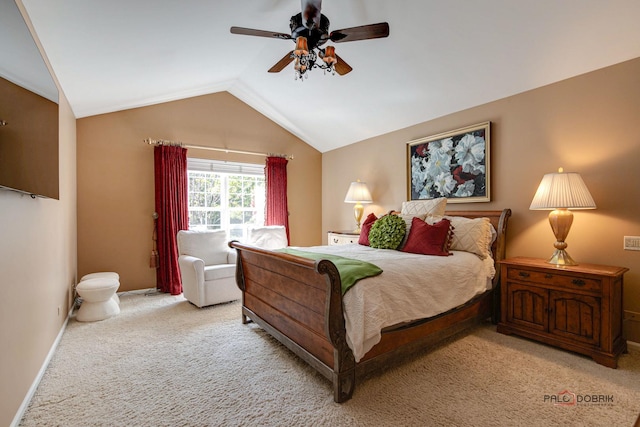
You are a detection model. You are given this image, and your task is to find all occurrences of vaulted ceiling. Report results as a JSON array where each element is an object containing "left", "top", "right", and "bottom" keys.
[{"left": 20, "top": 0, "right": 640, "bottom": 152}]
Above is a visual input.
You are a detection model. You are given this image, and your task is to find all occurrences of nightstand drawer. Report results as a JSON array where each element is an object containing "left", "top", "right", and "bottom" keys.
[
  {"left": 507, "top": 268, "right": 602, "bottom": 292},
  {"left": 328, "top": 232, "right": 359, "bottom": 245}
]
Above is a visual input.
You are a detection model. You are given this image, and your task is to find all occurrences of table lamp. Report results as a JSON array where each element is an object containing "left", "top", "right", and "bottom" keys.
[
  {"left": 529, "top": 168, "right": 596, "bottom": 266},
  {"left": 344, "top": 180, "right": 373, "bottom": 233}
]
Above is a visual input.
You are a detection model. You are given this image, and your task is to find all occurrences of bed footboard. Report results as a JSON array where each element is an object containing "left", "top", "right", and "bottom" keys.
[{"left": 229, "top": 243, "right": 356, "bottom": 402}]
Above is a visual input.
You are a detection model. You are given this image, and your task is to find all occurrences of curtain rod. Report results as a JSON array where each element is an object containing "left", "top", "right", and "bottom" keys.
[{"left": 144, "top": 138, "right": 293, "bottom": 160}]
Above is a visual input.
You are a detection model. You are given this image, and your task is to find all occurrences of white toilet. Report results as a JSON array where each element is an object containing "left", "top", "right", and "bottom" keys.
[{"left": 76, "top": 273, "right": 120, "bottom": 322}]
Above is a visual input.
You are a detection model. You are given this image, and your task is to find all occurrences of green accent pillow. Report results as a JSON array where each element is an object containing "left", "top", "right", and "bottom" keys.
[{"left": 368, "top": 214, "right": 407, "bottom": 250}]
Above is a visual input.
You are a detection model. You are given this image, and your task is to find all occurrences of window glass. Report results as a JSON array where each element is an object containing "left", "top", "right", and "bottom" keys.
[{"left": 187, "top": 159, "right": 265, "bottom": 240}]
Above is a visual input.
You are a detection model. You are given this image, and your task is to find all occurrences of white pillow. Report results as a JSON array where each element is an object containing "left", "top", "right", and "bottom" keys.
[
  {"left": 426, "top": 216, "right": 492, "bottom": 259},
  {"left": 401, "top": 197, "right": 447, "bottom": 216},
  {"left": 247, "top": 226, "right": 288, "bottom": 250}
]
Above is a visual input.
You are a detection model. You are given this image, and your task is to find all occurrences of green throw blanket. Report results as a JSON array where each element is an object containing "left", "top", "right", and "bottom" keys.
[{"left": 279, "top": 248, "right": 383, "bottom": 295}]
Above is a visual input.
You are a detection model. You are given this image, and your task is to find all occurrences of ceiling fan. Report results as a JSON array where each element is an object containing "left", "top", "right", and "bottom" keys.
[{"left": 230, "top": 0, "right": 390, "bottom": 80}]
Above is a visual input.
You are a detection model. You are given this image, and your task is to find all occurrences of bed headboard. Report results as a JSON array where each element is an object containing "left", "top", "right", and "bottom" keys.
[
  {"left": 445, "top": 209, "right": 512, "bottom": 266},
  {"left": 390, "top": 208, "right": 511, "bottom": 267}
]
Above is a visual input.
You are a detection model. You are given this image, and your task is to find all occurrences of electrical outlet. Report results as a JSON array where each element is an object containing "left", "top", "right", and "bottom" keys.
[{"left": 623, "top": 236, "right": 640, "bottom": 251}]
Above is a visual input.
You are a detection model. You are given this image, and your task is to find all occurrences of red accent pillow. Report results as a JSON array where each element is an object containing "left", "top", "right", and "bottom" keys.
[
  {"left": 358, "top": 213, "right": 378, "bottom": 246},
  {"left": 402, "top": 217, "right": 452, "bottom": 256}
]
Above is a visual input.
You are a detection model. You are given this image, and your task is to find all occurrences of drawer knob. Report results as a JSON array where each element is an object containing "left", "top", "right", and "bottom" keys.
[
  {"left": 572, "top": 279, "right": 586, "bottom": 286},
  {"left": 518, "top": 271, "right": 530, "bottom": 278},
  {"left": 544, "top": 274, "right": 553, "bottom": 279}
]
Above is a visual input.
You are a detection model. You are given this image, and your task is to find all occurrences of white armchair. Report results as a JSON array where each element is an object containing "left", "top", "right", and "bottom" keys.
[{"left": 177, "top": 229, "right": 241, "bottom": 308}]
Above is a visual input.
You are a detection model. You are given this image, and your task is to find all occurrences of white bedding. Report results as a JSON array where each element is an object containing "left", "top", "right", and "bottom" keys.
[{"left": 291, "top": 245, "right": 496, "bottom": 362}]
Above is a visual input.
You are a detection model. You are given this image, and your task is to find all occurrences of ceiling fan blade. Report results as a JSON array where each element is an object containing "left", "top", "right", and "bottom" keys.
[
  {"left": 268, "top": 51, "right": 295, "bottom": 73},
  {"left": 334, "top": 55, "right": 353, "bottom": 75},
  {"left": 230, "top": 26, "right": 292, "bottom": 40},
  {"left": 329, "top": 22, "right": 389, "bottom": 43}
]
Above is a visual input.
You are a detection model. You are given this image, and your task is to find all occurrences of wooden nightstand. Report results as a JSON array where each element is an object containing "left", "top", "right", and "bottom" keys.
[
  {"left": 497, "top": 257, "right": 628, "bottom": 368},
  {"left": 327, "top": 231, "right": 359, "bottom": 245}
]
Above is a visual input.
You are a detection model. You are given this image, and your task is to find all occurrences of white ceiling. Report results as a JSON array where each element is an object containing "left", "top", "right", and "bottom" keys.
[{"left": 20, "top": 0, "right": 640, "bottom": 153}]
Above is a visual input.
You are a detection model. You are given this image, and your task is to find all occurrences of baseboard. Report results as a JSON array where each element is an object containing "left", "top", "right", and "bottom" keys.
[
  {"left": 627, "top": 340, "right": 640, "bottom": 351},
  {"left": 10, "top": 307, "right": 73, "bottom": 427}
]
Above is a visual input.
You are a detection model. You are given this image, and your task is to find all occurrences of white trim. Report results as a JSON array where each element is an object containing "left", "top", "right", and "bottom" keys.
[
  {"left": 627, "top": 340, "right": 640, "bottom": 351},
  {"left": 227, "top": 80, "right": 319, "bottom": 151},
  {"left": 10, "top": 307, "right": 73, "bottom": 427}
]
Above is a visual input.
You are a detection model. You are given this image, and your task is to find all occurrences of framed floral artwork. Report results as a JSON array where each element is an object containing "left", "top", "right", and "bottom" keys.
[{"left": 407, "top": 121, "right": 490, "bottom": 203}]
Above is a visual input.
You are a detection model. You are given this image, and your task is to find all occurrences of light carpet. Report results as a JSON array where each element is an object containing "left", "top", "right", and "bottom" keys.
[{"left": 19, "top": 291, "right": 640, "bottom": 426}]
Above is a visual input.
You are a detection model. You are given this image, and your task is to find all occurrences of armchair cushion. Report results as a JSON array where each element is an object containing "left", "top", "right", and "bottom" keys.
[
  {"left": 177, "top": 230, "right": 229, "bottom": 265},
  {"left": 204, "top": 264, "right": 235, "bottom": 281}
]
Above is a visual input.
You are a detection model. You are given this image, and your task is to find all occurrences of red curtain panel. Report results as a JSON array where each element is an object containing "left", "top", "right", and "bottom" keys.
[
  {"left": 265, "top": 156, "right": 290, "bottom": 244},
  {"left": 154, "top": 145, "right": 188, "bottom": 295}
]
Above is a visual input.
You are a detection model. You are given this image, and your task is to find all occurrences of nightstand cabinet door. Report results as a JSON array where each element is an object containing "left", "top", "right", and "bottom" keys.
[
  {"left": 498, "top": 257, "right": 628, "bottom": 368},
  {"left": 506, "top": 283, "right": 548, "bottom": 332},
  {"left": 548, "top": 291, "right": 600, "bottom": 346}
]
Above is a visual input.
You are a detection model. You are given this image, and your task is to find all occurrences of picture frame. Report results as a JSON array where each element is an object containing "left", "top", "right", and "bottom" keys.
[{"left": 407, "top": 121, "right": 490, "bottom": 203}]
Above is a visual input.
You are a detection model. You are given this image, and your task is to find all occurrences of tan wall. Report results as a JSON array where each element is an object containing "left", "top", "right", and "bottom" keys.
[
  {"left": 0, "top": 83, "right": 77, "bottom": 426},
  {"left": 77, "top": 92, "right": 322, "bottom": 292},
  {"left": 323, "top": 58, "right": 640, "bottom": 326}
]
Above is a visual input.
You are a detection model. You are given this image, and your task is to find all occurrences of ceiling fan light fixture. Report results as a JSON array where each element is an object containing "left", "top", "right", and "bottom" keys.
[
  {"left": 294, "top": 36, "right": 309, "bottom": 56},
  {"left": 322, "top": 46, "right": 337, "bottom": 65},
  {"left": 293, "top": 37, "right": 316, "bottom": 81},
  {"left": 293, "top": 43, "right": 339, "bottom": 80}
]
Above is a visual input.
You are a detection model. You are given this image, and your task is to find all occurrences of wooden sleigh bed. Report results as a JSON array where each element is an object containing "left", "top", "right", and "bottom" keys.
[{"left": 229, "top": 209, "right": 511, "bottom": 402}]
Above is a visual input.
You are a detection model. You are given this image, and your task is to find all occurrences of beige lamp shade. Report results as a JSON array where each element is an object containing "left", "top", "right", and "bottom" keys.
[
  {"left": 344, "top": 181, "right": 373, "bottom": 233},
  {"left": 344, "top": 181, "right": 373, "bottom": 204},
  {"left": 530, "top": 168, "right": 596, "bottom": 266},
  {"left": 530, "top": 170, "right": 596, "bottom": 210}
]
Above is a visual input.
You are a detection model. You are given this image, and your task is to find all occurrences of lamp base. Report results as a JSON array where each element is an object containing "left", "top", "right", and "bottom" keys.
[
  {"left": 353, "top": 203, "right": 364, "bottom": 235},
  {"left": 547, "top": 249, "right": 578, "bottom": 266}
]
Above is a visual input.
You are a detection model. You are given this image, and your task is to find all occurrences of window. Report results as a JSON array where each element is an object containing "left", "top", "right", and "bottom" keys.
[{"left": 187, "top": 158, "right": 265, "bottom": 240}]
